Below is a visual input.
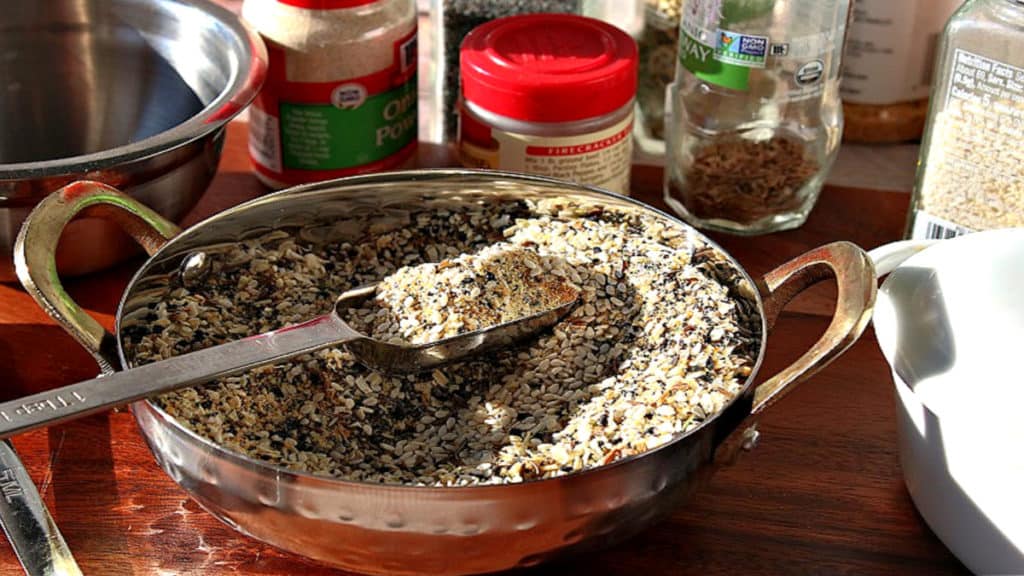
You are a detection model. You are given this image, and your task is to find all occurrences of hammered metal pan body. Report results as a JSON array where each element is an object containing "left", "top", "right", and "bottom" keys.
[{"left": 15, "top": 170, "right": 876, "bottom": 575}]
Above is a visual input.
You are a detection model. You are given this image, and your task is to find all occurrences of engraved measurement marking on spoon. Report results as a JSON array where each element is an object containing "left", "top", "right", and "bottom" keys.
[
  {"left": 0, "top": 392, "right": 87, "bottom": 423},
  {"left": 0, "top": 469, "right": 24, "bottom": 503}
]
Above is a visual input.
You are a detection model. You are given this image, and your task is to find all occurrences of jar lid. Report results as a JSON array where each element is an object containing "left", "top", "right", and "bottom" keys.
[{"left": 460, "top": 14, "right": 638, "bottom": 123}]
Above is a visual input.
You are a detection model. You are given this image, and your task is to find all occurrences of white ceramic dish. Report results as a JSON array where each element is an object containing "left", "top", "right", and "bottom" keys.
[{"left": 870, "top": 230, "right": 1024, "bottom": 575}]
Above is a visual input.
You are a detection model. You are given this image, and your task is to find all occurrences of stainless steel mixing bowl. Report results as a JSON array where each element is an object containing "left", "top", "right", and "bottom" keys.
[
  {"left": 0, "top": 0, "right": 267, "bottom": 281},
  {"left": 16, "top": 171, "right": 876, "bottom": 575}
]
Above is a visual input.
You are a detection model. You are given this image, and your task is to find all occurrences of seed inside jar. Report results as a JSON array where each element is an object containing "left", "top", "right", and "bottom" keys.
[
  {"left": 349, "top": 244, "right": 579, "bottom": 345},
  {"left": 676, "top": 136, "right": 819, "bottom": 224}
]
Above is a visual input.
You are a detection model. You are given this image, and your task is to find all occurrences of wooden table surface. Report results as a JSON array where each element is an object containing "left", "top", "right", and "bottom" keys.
[{"left": 0, "top": 122, "right": 966, "bottom": 575}]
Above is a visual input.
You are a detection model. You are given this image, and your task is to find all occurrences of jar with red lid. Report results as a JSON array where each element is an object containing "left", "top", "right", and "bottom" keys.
[{"left": 457, "top": 14, "right": 638, "bottom": 196}]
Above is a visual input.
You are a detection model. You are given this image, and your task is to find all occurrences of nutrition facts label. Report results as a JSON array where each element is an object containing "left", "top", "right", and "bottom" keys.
[
  {"left": 913, "top": 49, "right": 1024, "bottom": 238},
  {"left": 247, "top": 104, "right": 283, "bottom": 174},
  {"left": 947, "top": 50, "right": 1024, "bottom": 136}
]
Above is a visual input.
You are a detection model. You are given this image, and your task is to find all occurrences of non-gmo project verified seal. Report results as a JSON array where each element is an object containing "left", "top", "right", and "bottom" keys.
[{"left": 715, "top": 30, "right": 769, "bottom": 68}]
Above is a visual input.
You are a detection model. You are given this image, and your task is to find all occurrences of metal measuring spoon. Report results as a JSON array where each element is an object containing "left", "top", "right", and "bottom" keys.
[
  {"left": 0, "top": 280, "right": 579, "bottom": 440},
  {"left": 0, "top": 440, "right": 82, "bottom": 576}
]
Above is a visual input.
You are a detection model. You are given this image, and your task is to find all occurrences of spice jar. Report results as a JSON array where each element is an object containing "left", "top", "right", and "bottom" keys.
[
  {"left": 457, "top": 14, "right": 638, "bottom": 196},
  {"left": 907, "top": 0, "right": 1024, "bottom": 239},
  {"left": 243, "top": 0, "right": 417, "bottom": 189},
  {"left": 429, "top": 0, "right": 582, "bottom": 144},
  {"left": 664, "top": 0, "right": 851, "bottom": 235},
  {"left": 841, "top": 0, "right": 961, "bottom": 143},
  {"left": 427, "top": 0, "right": 642, "bottom": 144}
]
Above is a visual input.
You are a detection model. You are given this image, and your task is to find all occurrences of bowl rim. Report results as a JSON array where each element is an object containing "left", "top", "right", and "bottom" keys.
[
  {"left": 117, "top": 169, "right": 770, "bottom": 493},
  {"left": 0, "top": 0, "right": 265, "bottom": 180},
  {"left": 875, "top": 227, "right": 1024, "bottom": 417}
]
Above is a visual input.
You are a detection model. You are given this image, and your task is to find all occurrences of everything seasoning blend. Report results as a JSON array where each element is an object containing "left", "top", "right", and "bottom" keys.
[
  {"left": 128, "top": 199, "right": 760, "bottom": 486},
  {"left": 458, "top": 14, "right": 638, "bottom": 196},
  {"left": 664, "top": 0, "right": 851, "bottom": 234},
  {"left": 243, "top": 0, "right": 417, "bottom": 188},
  {"left": 908, "top": 0, "right": 1024, "bottom": 239}
]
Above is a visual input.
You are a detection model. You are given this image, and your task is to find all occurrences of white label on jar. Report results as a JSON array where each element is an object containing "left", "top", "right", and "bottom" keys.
[
  {"left": 459, "top": 112, "right": 635, "bottom": 196},
  {"left": 841, "top": 0, "right": 959, "bottom": 105},
  {"left": 248, "top": 104, "right": 282, "bottom": 174},
  {"left": 912, "top": 49, "right": 1024, "bottom": 238}
]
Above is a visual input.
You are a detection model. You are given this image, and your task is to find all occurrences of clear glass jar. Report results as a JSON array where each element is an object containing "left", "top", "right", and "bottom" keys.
[
  {"left": 634, "top": 0, "right": 681, "bottom": 157},
  {"left": 582, "top": 0, "right": 645, "bottom": 37},
  {"left": 664, "top": 0, "right": 851, "bottom": 235},
  {"left": 907, "top": 0, "right": 1024, "bottom": 239}
]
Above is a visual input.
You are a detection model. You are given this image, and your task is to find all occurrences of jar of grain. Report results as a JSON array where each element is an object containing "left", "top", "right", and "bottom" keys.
[
  {"left": 242, "top": 0, "right": 417, "bottom": 189},
  {"left": 664, "top": 0, "right": 851, "bottom": 235},
  {"left": 427, "top": 0, "right": 642, "bottom": 144},
  {"left": 841, "top": 0, "right": 961, "bottom": 144},
  {"left": 907, "top": 0, "right": 1024, "bottom": 239},
  {"left": 457, "top": 14, "right": 638, "bottom": 196}
]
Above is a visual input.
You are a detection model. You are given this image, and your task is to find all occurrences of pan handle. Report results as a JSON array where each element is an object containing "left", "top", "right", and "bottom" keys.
[
  {"left": 716, "top": 241, "right": 876, "bottom": 459},
  {"left": 752, "top": 241, "right": 876, "bottom": 412},
  {"left": 14, "top": 181, "right": 180, "bottom": 374}
]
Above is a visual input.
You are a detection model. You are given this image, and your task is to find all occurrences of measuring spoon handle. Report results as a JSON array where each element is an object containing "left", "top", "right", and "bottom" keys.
[
  {"left": 0, "top": 440, "right": 82, "bottom": 576},
  {"left": 0, "top": 313, "right": 359, "bottom": 440}
]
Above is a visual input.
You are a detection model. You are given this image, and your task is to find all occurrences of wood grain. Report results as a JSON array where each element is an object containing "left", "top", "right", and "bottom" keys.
[{"left": 0, "top": 123, "right": 966, "bottom": 575}]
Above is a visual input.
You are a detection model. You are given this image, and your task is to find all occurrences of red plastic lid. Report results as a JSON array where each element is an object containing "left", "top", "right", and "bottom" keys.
[{"left": 460, "top": 14, "right": 638, "bottom": 123}]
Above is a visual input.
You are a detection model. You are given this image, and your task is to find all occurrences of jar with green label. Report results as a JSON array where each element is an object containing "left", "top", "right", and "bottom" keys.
[
  {"left": 664, "top": 0, "right": 851, "bottom": 235},
  {"left": 243, "top": 0, "right": 418, "bottom": 189}
]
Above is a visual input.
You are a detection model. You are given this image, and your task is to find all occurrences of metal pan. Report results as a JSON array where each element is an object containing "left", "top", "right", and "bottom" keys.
[
  {"left": 14, "top": 170, "right": 876, "bottom": 575},
  {"left": 0, "top": 0, "right": 267, "bottom": 282}
]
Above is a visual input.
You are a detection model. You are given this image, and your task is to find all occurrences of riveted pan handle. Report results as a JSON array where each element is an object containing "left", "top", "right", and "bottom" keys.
[
  {"left": 14, "top": 181, "right": 180, "bottom": 374},
  {"left": 716, "top": 242, "right": 876, "bottom": 461}
]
